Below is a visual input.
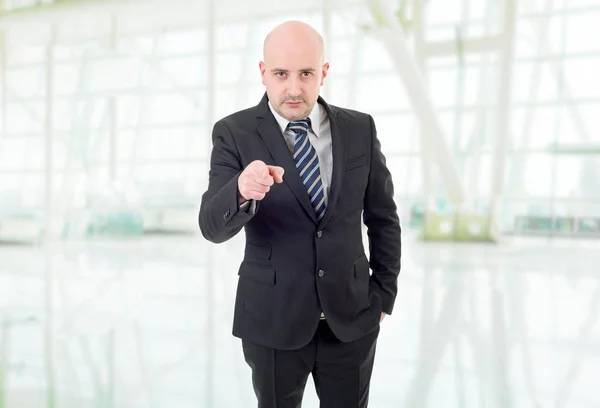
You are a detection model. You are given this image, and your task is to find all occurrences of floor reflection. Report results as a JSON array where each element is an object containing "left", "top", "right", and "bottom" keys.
[{"left": 0, "top": 233, "right": 598, "bottom": 407}]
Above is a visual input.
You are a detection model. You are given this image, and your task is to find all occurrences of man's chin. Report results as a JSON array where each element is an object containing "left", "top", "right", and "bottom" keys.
[{"left": 280, "top": 104, "right": 310, "bottom": 121}]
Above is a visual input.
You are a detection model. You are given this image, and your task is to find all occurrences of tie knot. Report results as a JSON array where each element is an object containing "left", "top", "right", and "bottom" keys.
[{"left": 288, "top": 118, "right": 311, "bottom": 134}]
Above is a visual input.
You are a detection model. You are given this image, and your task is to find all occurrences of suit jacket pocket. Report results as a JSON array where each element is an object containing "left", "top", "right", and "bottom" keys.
[
  {"left": 353, "top": 255, "right": 370, "bottom": 279},
  {"left": 352, "top": 255, "right": 371, "bottom": 313},
  {"left": 238, "top": 260, "right": 276, "bottom": 285},
  {"left": 345, "top": 155, "right": 366, "bottom": 171}
]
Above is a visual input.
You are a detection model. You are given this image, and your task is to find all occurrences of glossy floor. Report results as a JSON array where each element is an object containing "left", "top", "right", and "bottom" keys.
[{"left": 0, "top": 232, "right": 598, "bottom": 407}]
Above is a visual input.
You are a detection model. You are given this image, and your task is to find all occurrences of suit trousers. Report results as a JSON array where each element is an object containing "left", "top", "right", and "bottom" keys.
[{"left": 241, "top": 320, "right": 380, "bottom": 408}]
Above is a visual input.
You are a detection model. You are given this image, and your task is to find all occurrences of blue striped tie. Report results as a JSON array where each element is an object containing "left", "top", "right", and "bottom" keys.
[{"left": 288, "top": 119, "right": 326, "bottom": 221}]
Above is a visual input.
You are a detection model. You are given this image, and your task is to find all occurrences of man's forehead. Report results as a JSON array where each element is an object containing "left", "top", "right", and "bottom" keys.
[{"left": 264, "top": 47, "right": 323, "bottom": 65}]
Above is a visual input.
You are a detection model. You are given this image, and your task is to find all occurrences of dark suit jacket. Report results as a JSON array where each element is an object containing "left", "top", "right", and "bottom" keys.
[{"left": 199, "top": 94, "right": 401, "bottom": 350}]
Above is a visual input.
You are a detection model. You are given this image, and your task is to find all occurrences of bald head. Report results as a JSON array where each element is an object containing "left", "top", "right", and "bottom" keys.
[
  {"left": 263, "top": 20, "right": 325, "bottom": 64},
  {"left": 259, "top": 20, "right": 329, "bottom": 121}
]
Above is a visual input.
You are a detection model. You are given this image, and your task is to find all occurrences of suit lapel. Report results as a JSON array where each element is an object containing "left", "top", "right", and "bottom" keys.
[
  {"left": 318, "top": 97, "right": 347, "bottom": 229},
  {"left": 255, "top": 94, "right": 317, "bottom": 223}
]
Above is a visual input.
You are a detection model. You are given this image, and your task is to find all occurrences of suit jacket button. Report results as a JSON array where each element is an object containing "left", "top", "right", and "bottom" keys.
[
  {"left": 223, "top": 210, "right": 230, "bottom": 220},
  {"left": 317, "top": 269, "right": 325, "bottom": 277},
  {"left": 317, "top": 231, "right": 323, "bottom": 238}
]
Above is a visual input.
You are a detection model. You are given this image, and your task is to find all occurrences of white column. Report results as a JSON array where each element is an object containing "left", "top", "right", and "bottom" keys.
[
  {"left": 490, "top": 0, "right": 517, "bottom": 231},
  {"left": 321, "top": 0, "right": 332, "bottom": 101},
  {"left": 0, "top": 28, "right": 6, "bottom": 140},
  {"left": 44, "top": 25, "right": 57, "bottom": 241},
  {"left": 412, "top": 0, "right": 434, "bottom": 210},
  {"left": 109, "top": 14, "right": 117, "bottom": 184},
  {"left": 346, "top": 25, "right": 363, "bottom": 109},
  {"left": 205, "top": 2, "right": 216, "bottom": 407}
]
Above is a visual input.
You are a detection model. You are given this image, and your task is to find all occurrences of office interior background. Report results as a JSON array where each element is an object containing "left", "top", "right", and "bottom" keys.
[{"left": 0, "top": 0, "right": 599, "bottom": 407}]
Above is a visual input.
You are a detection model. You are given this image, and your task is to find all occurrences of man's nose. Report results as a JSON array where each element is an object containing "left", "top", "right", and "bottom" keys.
[{"left": 288, "top": 77, "right": 301, "bottom": 96}]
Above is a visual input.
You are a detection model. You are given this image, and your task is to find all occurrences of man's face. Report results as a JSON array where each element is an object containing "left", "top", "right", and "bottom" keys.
[{"left": 259, "top": 38, "right": 329, "bottom": 122}]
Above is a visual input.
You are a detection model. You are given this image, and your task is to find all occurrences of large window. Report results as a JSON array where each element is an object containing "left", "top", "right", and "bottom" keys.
[{"left": 1, "top": 1, "right": 599, "bottom": 236}]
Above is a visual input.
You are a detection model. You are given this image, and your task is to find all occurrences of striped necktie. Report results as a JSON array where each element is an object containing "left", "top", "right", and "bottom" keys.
[{"left": 288, "top": 119, "right": 326, "bottom": 221}]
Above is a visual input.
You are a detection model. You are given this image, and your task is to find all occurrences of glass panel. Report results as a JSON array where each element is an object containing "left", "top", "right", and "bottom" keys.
[
  {"left": 428, "top": 67, "right": 457, "bottom": 108},
  {"left": 457, "top": 111, "right": 478, "bottom": 151},
  {"left": 511, "top": 106, "right": 560, "bottom": 149},
  {"left": 354, "top": 74, "right": 410, "bottom": 112},
  {"left": 425, "top": 0, "right": 463, "bottom": 25},
  {"left": 6, "top": 67, "right": 44, "bottom": 98},
  {"left": 215, "top": 53, "right": 244, "bottom": 85},
  {"left": 553, "top": 155, "right": 584, "bottom": 197},
  {"left": 137, "top": 128, "right": 190, "bottom": 160},
  {"left": 516, "top": 17, "right": 563, "bottom": 58},
  {"left": 559, "top": 104, "right": 600, "bottom": 143},
  {"left": 512, "top": 61, "right": 558, "bottom": 103},
  {"left": 386, "top": 155, "right": 422, "bottom": 196},
  {"left": 89, "top": 58, "right": 142, "bottom": 91},
  {"left": 216, "top": 23, "right": 250, "bottom": 50},
  {"left": 331, "top": 12, "right": 359, "bottom": 36},
  {"left": 373, "top": 113, "right": 419, "bottom": 154},
  {"left": 6, "top": 45, "right": 45, "bottom": 66},
  {"left": 578, "top": 157, "right": 600, "bottom": 199},
  {"left": 572, "top": 104, "right": 600, "bottom": 141},
  {"left": 161, "top": 29, "right": 207, "bottom": 54},
  {"left": 145, "top": 93, "right": 203, "bottom": 124},
  {"left": 327, "top": 39, "right": 355, "bottom": 76},
  {"left": 0, "top": 173, "right": 44, "bottom": 209},
  {"left": 6, "top": 102, "right": 44, "bottom": 134},
  {"left": 155, "top": 57, "right": 207, "bottom": 88},
  {"left": 215, "top": 88, "right": 237, "bottom": 120},
  {"left": 564, "top": 0, "right": 600, "bottom": 10},
  {"left": 358, "top": 38, "right": 394, "bottom": 73},
  {"left": 56, "top": 14, "right": 111, "bottom": 41},
  {"left": 508, "top": 153, "right": 554, "bottom": 197},
  {"left": 425, "top": 26, "right": 457, "bottom": 42},
  {"left": 565, "top": 11, "right": 600, "bottom": 53},
  {"left": 54, "top": 63, "right": 80, "bottom": 96},
  {"left": 462, "top": 65, "right": 484, "bottom": 106},
  {"left": 563, "top": 57, "right": 600, "bottom": 99},
  {"left": 116, "top": 35, "right": 157, "bottom": 55}
]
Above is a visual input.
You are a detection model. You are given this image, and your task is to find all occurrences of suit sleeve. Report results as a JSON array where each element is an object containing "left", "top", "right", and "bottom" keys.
[
  {"left": 363, "top": 115, "right": 402, "bottom": 315},
  {"left": 198, "top": 120, "right": 259, "bottom": 243}
]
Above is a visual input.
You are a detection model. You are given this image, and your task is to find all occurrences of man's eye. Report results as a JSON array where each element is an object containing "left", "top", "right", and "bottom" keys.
[
  {"left": 275, "top": 72, "right": 286, "bottom": 77},
  {"left": 302, "top": 72, "right": 312, "bottom": 77}
]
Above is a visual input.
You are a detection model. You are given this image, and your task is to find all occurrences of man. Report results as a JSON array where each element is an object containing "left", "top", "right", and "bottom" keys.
[{"left": 199, "top": 20, "right": 401, "bottom": 408}]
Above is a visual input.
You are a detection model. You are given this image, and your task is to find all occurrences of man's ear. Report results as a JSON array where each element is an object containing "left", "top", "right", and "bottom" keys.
[
  {"left": 259, "top": 61, "right": 267, "bottom": 85},
  {"left": 320, "top": 62, "right": 330, "bottom": 86}
]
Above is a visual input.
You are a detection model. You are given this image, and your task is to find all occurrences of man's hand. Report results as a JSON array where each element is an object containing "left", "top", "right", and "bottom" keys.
[
  {"left": 380, "top": 312, "right": 386, "bottom": 322},
  {"left": 238, "top": 160, "right": 284, "bottom": 204}
]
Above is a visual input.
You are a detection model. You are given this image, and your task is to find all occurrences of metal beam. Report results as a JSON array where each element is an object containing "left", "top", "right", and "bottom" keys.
[
  {"left": 548, "top": 143, "right": 600, "bottom": 155},
  {"left": 423, "top": 35, "right": 504, "bottom": 57}
]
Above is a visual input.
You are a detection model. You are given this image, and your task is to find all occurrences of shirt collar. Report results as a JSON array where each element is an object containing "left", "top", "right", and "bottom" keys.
[{"left": 268, "top": 100, "right": 321, "bottom": 138}]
